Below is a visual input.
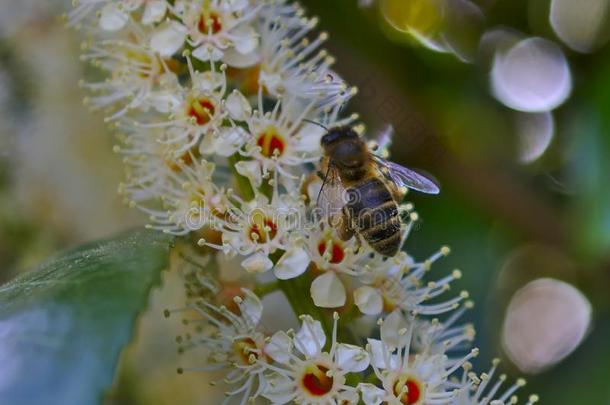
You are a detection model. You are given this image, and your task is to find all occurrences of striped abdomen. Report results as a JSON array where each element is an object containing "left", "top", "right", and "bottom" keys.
[{"left": 344, "top": 177, "right": 401, "bottom": 256}]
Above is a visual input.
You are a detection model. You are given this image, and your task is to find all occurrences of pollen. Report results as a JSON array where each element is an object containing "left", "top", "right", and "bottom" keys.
[
  {"left": 166, "top": 145, "right": 200, "bottom": 171},
  {"left": 256, "top": 125, "right": 286, "bottom": 158},
  {"left": 317, "top": 240, "right": 345, "bottom": 264},
  {"left": 393, "top": 375, "right": 423, "bottom": 405},
  {"left": 301, "top": 364, "right": 334, "bottom": 396},
  {"left": 232, "top": 337, "right": 259, "bottom": 365},
  {"left": 198, "top": 11, "right": 223, "bottom": 35},
  {"left": 248, "top": 209, "right": 278, "bottom": 243},
  {"left": 187, "top": 97, "right": 216, "bottom": 126}
]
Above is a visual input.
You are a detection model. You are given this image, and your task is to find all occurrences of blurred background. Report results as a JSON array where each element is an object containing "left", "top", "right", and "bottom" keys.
[{"left": 1, "top": 0, "right": 609, "bottom": 403}]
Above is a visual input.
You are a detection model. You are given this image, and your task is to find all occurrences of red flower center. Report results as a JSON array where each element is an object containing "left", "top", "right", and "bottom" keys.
[
  {"left": 198, "top": 12, "right": 222, "bottom": 34},
  {"left": 302, "top": 365, "right": 334, "bottom": 396},
  {"left": 249, "top": 210, "right": 277, "bottom": 243},
  {"left": 166, "top": 144, "right": 200, "bottom": 171},
  {"left": 233, "top": 337, "right": 259, "bottom": 365},
  {"left": 187, "top": 98, "right": 216, "bottom": 126},
  {"left": 317, "top": 240, "right": 345, "bottom": 264},
  {"left": 256, "top": 126, "right": 286, "bottom": 158},
  {"left": 393, "top": 376, "right": 422, "bottom": 405}
]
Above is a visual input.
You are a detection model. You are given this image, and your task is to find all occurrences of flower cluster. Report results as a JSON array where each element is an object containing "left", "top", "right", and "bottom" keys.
[
  {"left": 70, "top": 0, "right": 535, "bottom": 404},
  {"left": 168, "top": 277, "right": 535, "bottom": 404}
]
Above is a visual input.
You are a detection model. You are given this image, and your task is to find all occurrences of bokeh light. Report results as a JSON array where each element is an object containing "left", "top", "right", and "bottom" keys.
[
  {"left": 380, "top": 0, "right": 444, "bottom": 40},
  {"left": 441, "top": 0, "right": 485, "bottom": 62},
  {"left": 515, "top": 111, "right": 555, "bottom": 163},
  {"left": 478, "top": 27, "right": 522, "bottom": 69},
  {"left": 381, "top": 0, "right": 483, "bottom": 62},
  {"left": 550, "top": 0, "right": 610, "bottom": 53},
  {"left": 491, "top": 37, "right": 572, "bottom": 112},
  {"left": 502, "top": 278, "right": 592, "bottom": 374}
]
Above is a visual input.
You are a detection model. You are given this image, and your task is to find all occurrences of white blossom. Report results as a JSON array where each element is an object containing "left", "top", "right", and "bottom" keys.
[
  {"left": 360, "top": 310, "right": 479, "bottom": 405},
  {"left": 260, "top": 313, "right": 369, "bottom": 404},
  {"left": 169, "top": 288, "right": 270, "bottom": 404},
  {"left": 452, "top": 360, "right": 539, "bottom": 405}
]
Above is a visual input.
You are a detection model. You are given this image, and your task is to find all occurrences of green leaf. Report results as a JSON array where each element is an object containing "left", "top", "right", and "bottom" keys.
[{"left": 0, "top": 229, "right": 173, "bottom": 405}]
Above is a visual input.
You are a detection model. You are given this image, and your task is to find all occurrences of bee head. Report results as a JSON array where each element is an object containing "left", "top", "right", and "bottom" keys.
[
  {"left": 321, "top": 127, "right": 367, "bottom": 169},
  {"left": 321, "top": 126, "right": 359, "bottom": 147}
]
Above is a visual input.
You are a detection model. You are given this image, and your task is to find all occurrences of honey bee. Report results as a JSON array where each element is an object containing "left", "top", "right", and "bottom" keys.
[{"left": 317, "top": 125, "right": 439, "bottom": 257}]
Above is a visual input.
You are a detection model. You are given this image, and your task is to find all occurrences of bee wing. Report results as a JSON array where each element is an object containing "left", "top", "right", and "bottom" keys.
[
  {"left": 372, "top": 124, "right": 394, "bottom": 156},
  {"left": 315, "top": 165, "right": 347, "bottom": 220},
  {"left": 372, "top": 155, "right": 440, "bottom": 195}
]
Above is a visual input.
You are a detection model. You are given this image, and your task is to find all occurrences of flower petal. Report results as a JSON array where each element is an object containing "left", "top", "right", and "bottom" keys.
[
  {"left": 241, "top": 252, "right": 273, "bottom": 273},
  {"left": 367, "top": 338, "right": 400, "bottom": 370},
  {"left": 225, "top": 90, "right": 252, "bottom": 121},
  {"left": 262, "top": 372, "right": 294, "bottom": 404},
  {"left": 99, "top": 3, "right": 128, "bottom": 31},
  {"left": 354, "top": 286, "right": 383, "bottom": 316},
  {"left": 358, "top": 383, "right": 386, "bottom": 405},
  {"left": 259, "top": 71, "right": 284, "bottom": 96},
  {"left": 235, "top": 160, "right": 263, "bottom": 188},
  {"left": 203, "top": 127, "right": 247, "bottom": 157},
  {"left": 222, "top": 48, "right": 261, "bottom": 68},
  {"left": 274, "top": 247, "right": 310, "bottom": 280},
  {"left": 232, "top": 25, "right": 259, "bottom": 55},
  {"left": 192, "top": 45, "right": 224, "bottom": 62},
  {"left": 294, "top": 315, "right": 326, "bottom": 358},
  {"left": 220, "top": 0, "right": 250, "bottom": 12},
  {"left": 239, "top": 289, "right": 263, "bottom": 327},
  {"left": 150, "top": 21, "right": 186, "bottom": 57},
  {"left": 335, "top": 343, "right": 370, "bottom": 372},
  {"left": 142, "top": 0, "right": 167, "bottom": 25},
  {"left": 337, "top": 387, "right": 360, "bottom": 404},
  {"left": 264, "top": 331, "right": 293, "bottom": 364},
  {"left": 293, "top": 124, "right": 326, "bottom": 153},
  {"left": 381, "top": 310, "right": 410, "bottom": 349},
  {"left": 310, "top": 272, "right": 346, "bottom": 308}
]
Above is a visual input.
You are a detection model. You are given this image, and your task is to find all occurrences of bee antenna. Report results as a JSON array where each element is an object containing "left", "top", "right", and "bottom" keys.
[{"left": 302, "top": 119, "right": 328, "bottom": 131}]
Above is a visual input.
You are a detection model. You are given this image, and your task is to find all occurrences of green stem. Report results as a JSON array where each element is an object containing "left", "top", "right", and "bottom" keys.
[
  {"left": 254, "top": 281, "right": 280, "bottom": 297},
  {"left": 278, "top": 275, "right": 334, "bottom": 347},
  {"left": 227, "top": 153, "right": 255, "bottom": 201}
]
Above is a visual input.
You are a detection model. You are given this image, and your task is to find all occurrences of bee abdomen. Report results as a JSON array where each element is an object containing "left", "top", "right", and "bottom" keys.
[
  {"left": 345, "top": 178, "right": 401, "bottom": 256},
  {"left": 360, "top": 216, "right": 401, "bottom": 256}
]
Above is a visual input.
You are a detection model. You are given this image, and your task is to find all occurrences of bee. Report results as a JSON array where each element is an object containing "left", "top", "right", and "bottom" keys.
[{"left": 317, "top": 125, "right": 439, "bottom": 257}]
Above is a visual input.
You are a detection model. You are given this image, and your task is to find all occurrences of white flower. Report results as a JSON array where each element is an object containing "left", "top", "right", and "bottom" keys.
[
  {"left": 260, "top": 314, "right": 369, "bottom": 404},
  {"left": 303, "top": 217, "right": 367, "bottom": 308},
  {"left": 273, "top": 217, "right": 364, "bottom": 308},
  {"left": 411, "top": 304, "right": 476, "bottom": 356},
  {"left": 240, "top": 96, "right": 326, "bottom": 182},
  {"left": 69, "top": 0, "right": 167, "bottom": 30},
  {"left": 140, "top": 158, "right": 225, "bottom": 235},
  {"left": 452, "top": 360, "right": 539, "bottom": 405},
  {"left": 355, "top": 247, "right": 468, "bottom": 316},
  {"left": 159, "top": 0, "right": 262, "bottom": 66},
  {"left": 257, "top": 2, "right": 358, "bottom": 114},
  {"left": 170, "top": 289, "right": 270, "bottom": 404},
  {"left": 80, "top": 30, "right": 175, "bottom": 120},
  {"left": 359, "top": 310, "right": 479, "bottom": 405},
  {"left": 199, "top": 186, "right": 304, "bottom": 273},
  {"left": 138, "top": 57, "right": 228, "bottom": 154}
]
